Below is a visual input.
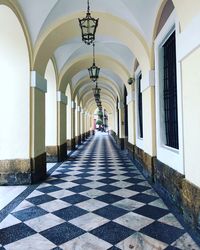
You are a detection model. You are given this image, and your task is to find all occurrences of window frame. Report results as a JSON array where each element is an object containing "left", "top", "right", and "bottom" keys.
[
  {"left": 135, "top": 67, "right": 144, "bottom": 150},
  {"left": 154, "top": 10, "right": 184, "bottom": 174}
]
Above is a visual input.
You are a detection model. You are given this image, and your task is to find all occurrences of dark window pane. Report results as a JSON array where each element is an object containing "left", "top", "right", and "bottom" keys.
[
  {"left": 163, "top": 31, "right": 179, "bottom": 149},
  {"left": 138, "top": 74, "right": 143, "bottom": 138}
]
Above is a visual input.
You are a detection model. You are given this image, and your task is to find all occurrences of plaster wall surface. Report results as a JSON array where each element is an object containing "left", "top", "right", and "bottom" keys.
[
  {"left": 45, "top": 60, "right": 57, "bottom": 147},
  {"left": 0, "top": 6, "right": 30, "bottom": 160},
  {"left": 182, "top": 46, "right": 200, "bottom": 188}
]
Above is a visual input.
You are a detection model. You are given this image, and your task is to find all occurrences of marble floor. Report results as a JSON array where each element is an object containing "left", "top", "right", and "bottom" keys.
[
  {"left": 0, "top": 163, "right": 57, "bottom": 211},
  {"left": 0, "top": 133, "right": 199, "bottom": 250}
]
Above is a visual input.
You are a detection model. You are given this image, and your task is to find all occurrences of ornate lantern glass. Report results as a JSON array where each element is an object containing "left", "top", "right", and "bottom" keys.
[
  {"left": 78, "top": 0, "right": 99, "bottom": 45},
  {"left": 88, "top": 43, "right": 100, "bottom": 82}
]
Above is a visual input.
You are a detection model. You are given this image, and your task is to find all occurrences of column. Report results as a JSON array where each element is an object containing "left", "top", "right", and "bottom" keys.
[
  {"left": 118, "top": 101, "right": 125, "bottom": 150},
  {"left": 57, "top": 91, "right": 67, "bottom": 161},
  {"left": 81, "top": 109, "right": 86, "bottom": 141},
  {"left": 71, "top": 101, "right": 76, "bottom": 150},
  {"left": 30, "top": 71, "right": 47, "bottom": 183},
  {"left": 76, "top": 106, "right": 82, "bottom": 145},
  {"left": 127, "top": 91, "right": 136, "bottom": 158}
]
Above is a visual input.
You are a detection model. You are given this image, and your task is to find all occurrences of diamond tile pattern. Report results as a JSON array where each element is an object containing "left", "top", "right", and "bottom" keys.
[{"left": 0, "top": 133, "right": 199, "bottom": 249}]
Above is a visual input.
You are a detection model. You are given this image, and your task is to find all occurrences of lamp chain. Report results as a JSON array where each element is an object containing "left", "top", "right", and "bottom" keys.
[
  {"left": 93, "top": 43, "right": 95, "bottom": 64},
  {"left": 87, "top": 0, "right": 90, "bottom": 13}
]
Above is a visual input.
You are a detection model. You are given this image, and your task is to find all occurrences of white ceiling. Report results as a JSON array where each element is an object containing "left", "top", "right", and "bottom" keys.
[{"left": 16, "top": 0, "right": 163, "bottom": 108}]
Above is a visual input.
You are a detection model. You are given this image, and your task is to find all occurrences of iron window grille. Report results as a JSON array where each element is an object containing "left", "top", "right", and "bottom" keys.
[
  {"left": 163, "top": 31, "right": 179, "bottom": 149},
  {"left": 138, "top": 74, "right": 143, "bottom": 138}
]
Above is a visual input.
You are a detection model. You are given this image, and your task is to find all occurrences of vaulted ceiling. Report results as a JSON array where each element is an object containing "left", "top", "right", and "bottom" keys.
[{"left": 14, "top": 0, "right": 167, "bottom": 113}]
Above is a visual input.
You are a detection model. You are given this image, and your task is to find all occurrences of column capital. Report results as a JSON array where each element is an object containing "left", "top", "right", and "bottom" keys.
[
  {"left": 127, "top": 91, "right": 135, "bottom": 104},
  {"left": 141, "top": 70, "right": 155, "bottom": 92},
  {"left": 31, "top": 71, "right": 47, "bottom": 93},
  {"left": 71, "top": 101, "right": 76, "bottom": 109},
  {"left": 118, "top": 101, "right": 124, "bottom": 109},
  {"left": 57, "top": 91, "right": 68, "bottom": 105}
]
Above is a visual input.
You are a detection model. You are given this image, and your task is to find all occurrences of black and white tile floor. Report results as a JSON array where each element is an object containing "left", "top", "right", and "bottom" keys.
[{"left": 0, "top": 133, "right": 199, "bottom": 249}]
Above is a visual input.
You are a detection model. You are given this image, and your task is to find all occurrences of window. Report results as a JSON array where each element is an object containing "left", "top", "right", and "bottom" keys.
[
  {"left": 163, "top": 31, "right": 179, "bottom": 149},
  {"left": 124, "top": 87, "right": 128, "bottom": 137},
  {"left": 138, "top": 74, "right": 143, "bottom": 138},
  {"left": 117, "top": 98, "right": 119, "bottom": 136}
]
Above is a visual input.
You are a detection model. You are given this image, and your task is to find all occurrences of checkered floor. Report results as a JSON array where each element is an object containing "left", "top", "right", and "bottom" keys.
[{"left": 0, "top": 133, "right": 199, "bottom": 250}]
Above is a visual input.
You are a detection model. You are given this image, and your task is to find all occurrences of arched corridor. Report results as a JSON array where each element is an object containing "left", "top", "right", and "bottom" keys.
[
  {"left": 0, "top": 133, "right": 199, "bottom": 249},
  {"left": 1, "top": 0, "right": 200, "bottom": 248}
]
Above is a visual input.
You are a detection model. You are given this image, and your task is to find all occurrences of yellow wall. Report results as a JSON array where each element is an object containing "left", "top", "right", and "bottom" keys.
[
  {"left": 58, "top": 102, "right": 66, "bottom": 145},
  {"left": 182, "top": 47, "right": 200, "bottom": 187},
  {"left": 143, "top": 87, "right": 156, "bottom": 156},
  {"left": 31, "top": 88, "right": 45, "bottom": 157}
]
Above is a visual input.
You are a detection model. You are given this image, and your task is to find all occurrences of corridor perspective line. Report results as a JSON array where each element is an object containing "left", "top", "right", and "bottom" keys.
[{"left": 0, "top": 133, "right": 199, "bottom": 249}]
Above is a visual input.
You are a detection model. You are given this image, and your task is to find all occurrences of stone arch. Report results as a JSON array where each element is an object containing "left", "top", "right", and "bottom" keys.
[
  {"left": 33, "top": 13, "right": 151, "bottom": 78},
  {"left": 59, "top": 55, "right": 130, "bottom": 93},
  {"left": 0, "top": 5, "right": 30, "bottom": 184},
  {"left": 45, "top": 59, "right": 58, "bottom": 162}
]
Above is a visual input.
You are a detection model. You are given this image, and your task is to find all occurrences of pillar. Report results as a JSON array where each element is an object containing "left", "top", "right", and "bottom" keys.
[
  {"left": 118, "top": 101, "right": 126, "bottom": 150},
  {"left": 57, "top": 91, "right": 67, "bottom": 162},
  {"left": 71, "top": 101, "right": 76, "bottom": 150},
  {"left": 76, "top": 106, "right": 82, "bottom": 145},
  {"left": 81, "top": 109, "right": 86, "bottom": 141},
  {"left": 134, "top": 69, "right": 156, "bottom": 179},
  {"left": 127, "top": 91, "right": 136, "bottom": 158},
  {"left": 30, "top": 71, "right": 47, "bottom": 183}
]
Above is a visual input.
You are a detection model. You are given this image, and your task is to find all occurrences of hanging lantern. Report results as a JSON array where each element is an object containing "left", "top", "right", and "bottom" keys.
[
  {"left": 97, "top": 100, "right": 101, "bottom": 107},
  {"left": 88, "top": 43, "right": 100, "bottom": 82},
  {"left": 78, "top": 0, "right": 99, "bottom": 45},
  {"left": 93, "top": 82, "right": 101, "bottom": 100}
]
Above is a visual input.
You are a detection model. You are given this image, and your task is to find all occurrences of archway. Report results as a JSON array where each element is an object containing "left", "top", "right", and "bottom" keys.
[
  {"left": 45, "top": 59, "right": 57, "bottom": 162},
  {"left": 0, "top": 5, "right": 30, "bottom": 184}
]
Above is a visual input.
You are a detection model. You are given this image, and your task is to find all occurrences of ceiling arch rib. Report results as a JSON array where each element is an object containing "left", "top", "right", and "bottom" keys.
[
  {"left": 71, "top": 70, "right": 124, "bottom": 100},
  {"left": 74, "top": 82, "right": 119, "bottom": 103},
  {"left": 55, "top": 42, "right": 134, "bottom": 74},
  {"left": 59, "top": 55, "right": 130, "bottom": 93},
  {"left": 71, "top": 68, "right": 124, "bottom": 89},
  {"left": 86, "top": 98, "right": 115, "bottom": 115},
  {"left": 82, "top": 91, "right": 116, "bottom": 111},
  {"left": 16, "top": 0, "right": 165, "bottom": 48},
  {"left": 17, "top": 0, "right": 58, "bottom": 44},
  {"left": 80, "top": 87, "right": 116, "bottom": 108},
  {"left": 33, "top": 13, "right": 151, "bottom": 77}
]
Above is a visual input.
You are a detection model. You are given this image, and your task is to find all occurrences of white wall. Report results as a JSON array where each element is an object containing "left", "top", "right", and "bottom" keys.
[
  {"left": 45, "top": 60, "right": 57, "bottom": 146},
  {"left": 154, "top": 11, "right": 184, "bottom": 174},
  {"left": 182, "top": 46, "right": 200, "bottom": 187},
  {"left": 0, "top": 6, "right": 30, "bottom": 159}
]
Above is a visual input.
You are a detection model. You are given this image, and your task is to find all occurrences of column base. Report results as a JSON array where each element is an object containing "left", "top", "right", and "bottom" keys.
[
  {"left": 75, "top": 135, "right": 82, "bottom": 146},
  {"left": 85, "top": 131, "right": 90, "bottom": 138},
  {"left": 81, "top": 133, "right": 86, "bottom": 142},
  {"left": 0, "top": 159, "right": 31, "bottom": 185},
  {"left": 71, "top": 138, "right": 76, "bottom": 150},
  {"left": 0, "top": 153, "right": 47, "bottom": 185},
  {"left": 67, "top": 139, "right": 76, "bottom": 150},
  {"left": 57, "top": 143, "right": 67, "bottom": 162},
  {"left": 31, "top": 152, "right": 47, "bottom": 184},
  {"left": 46, "top": 146, "right": 58, "bottom": 162}
]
